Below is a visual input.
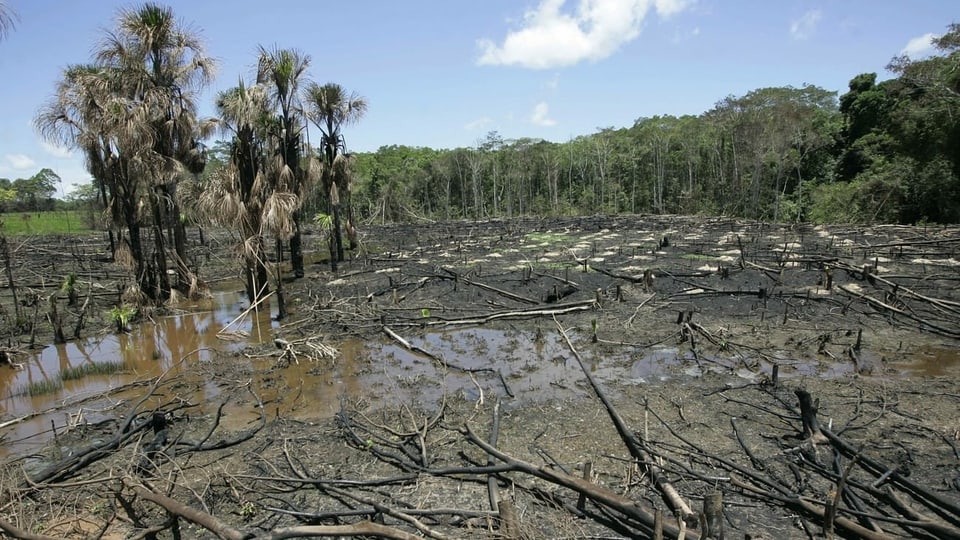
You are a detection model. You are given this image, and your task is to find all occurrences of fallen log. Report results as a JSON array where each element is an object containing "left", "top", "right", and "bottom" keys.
[
  {"left": 439, "top": 267, "right": 538, "bottom": 305},
  {"left": 555, "top": 319, "right": 698, "bottom": 526},
  {"left": 461, "top": 424, "right": 699, "bottom": 540}
]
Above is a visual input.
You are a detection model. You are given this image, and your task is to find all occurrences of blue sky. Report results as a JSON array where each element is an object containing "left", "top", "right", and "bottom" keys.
[{"left": 0, "top": 0, "right": 955, "bottom": 195}]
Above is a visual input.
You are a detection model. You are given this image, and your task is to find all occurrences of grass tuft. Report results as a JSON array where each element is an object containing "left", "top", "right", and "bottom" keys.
[
  {"left": 14, "top": 378, "right": 64, "bottom": 398},
  {"left": 60, "top": 360, "right": 126, "bottom": 381}
]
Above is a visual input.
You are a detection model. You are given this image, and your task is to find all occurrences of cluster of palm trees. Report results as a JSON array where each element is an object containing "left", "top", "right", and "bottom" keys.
[
  {"left": 36, "top": 3, "right": 213, "bottom": 302},
  {"left": 201, "top": 47, "right": 367, "bottom": 309},
  {"left": 32, "top": 3, "right": 366, "bottom": 309}
]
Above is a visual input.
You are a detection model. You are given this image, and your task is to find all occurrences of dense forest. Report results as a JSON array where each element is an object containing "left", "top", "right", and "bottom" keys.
[{"left": 342, "top": 25, "right": 960, "bottom": 226}]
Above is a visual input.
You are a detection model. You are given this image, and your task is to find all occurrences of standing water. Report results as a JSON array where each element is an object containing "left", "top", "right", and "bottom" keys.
[{"left": 0, "top": 286, "right": 277, "bottom": 458}]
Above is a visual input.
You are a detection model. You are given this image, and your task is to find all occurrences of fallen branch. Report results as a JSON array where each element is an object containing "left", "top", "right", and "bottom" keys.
[
  {"left": 555, "top": 318, "right": 697, "bottom": 525},
  {"left": 132, "top": 483, "right": 248, "bottom": 540},
  {"left": 460, "top": 424, "right": 699, "bottom": 540},
  {"left": 440, "top": 267, "right": 538, "bottom": 305}
]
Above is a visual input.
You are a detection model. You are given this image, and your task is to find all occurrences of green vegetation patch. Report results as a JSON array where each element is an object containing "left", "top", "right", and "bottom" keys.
[
  {"left": 60, "top": 360, "right": 126, "bottom": 381},
  {"left": 0, "top": 211, "right": 92, "bottom": 235},
  {"left": 14, "top": 378, "right": 64, "bottom": 398},
  {"left": 680, "top": 253, "right": 720, "bottom": 261}
]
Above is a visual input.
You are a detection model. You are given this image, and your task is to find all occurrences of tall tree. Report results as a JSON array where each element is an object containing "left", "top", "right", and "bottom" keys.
[
  {"left": 304, "top": 82, "right": 367, "bottom": 267},
  {"left": 36, "top": 3, "right": 214, "bottom": 301},
  {"left": 13, "top": 168, "right": 60, "bottom": 212},
  {"left": 256, "top": 46, "right": 318, "bottom": 278},
  {"left": 200, "top": 81, "right": 273, "bottom": 304}
]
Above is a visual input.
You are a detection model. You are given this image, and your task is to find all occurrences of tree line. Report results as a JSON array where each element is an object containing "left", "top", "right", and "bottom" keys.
[
  {"left": 348, "top": 25, "right": 959, "bottom": 226},
  {"left": 0, "top": 168, "right": 61, "bottom": 213}
]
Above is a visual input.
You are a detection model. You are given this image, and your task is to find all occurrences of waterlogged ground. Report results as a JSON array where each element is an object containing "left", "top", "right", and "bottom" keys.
[{"left": 1, "top": 215, "right": 959, "bottom": 538}]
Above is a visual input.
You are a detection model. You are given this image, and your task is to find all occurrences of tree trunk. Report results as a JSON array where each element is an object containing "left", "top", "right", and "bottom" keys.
[
  {"left": 290, "top": 209, "right": 304, "bottom": 278},
  {"left": 149, "top": 188, "right": 171, "bottom": 301},
  {"left": 332, "top": 203, "right": 344, "bottom": 263}
]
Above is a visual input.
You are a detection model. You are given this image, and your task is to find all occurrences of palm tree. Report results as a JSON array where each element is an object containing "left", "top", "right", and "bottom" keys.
[
  {"left": 256, "top": 46, "right": 319, "bottom": 279},
  {"left": 0, "top": 1, "right": 17, "bottom": 42},
  {"left": 102, "top": 3, "right": 215, "bottom": 298},
  {"left": 36, "top": 3, "right": 214, "bottom": 302},
  {"left": 36, "top": 64, "right": 147, "bottom": 281},
  {"left": 199, "top": 80, "right": 273, "bottom": 304},
  {"left": 304, "top": 82, "right": 367, "bottom": 267}
]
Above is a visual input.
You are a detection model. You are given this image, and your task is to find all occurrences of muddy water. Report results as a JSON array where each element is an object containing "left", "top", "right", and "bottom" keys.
[
  {"left": 0, "top": 287, "right": 277, "bottom": 458},
  {"left": 2, "top": 287, "right": 958, "bottom": 460}
]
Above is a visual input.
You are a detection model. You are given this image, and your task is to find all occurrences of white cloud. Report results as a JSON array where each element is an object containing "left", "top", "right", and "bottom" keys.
[
  {"left": 477, "top": 0, "right": 691, "bottom": 69},
  {"left": 790, "top": 9, "right": 822, "bottom": 40},
  {"left": 5, "top": 153, "right": 36, "bottom": 170},
  {"left": 41, "top": 141, "right": 73, "bottom": 159},
  {"left": 465, "top": 116, "right": 493, "bottom": 131},
  {"left": 900, "top": 32, "right": 938, "bottom": 58},
  {"left": 530, "top": 102, "right": 557, "bottom": 127}
]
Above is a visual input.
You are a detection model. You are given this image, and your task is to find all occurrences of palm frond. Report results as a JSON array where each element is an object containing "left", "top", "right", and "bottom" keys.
[{"left": 262, "top": 192, "right": 300, "bottom": 238}]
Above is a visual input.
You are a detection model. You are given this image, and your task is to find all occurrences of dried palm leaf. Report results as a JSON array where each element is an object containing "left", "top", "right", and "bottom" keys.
[{"left": 262, "top": 192, "right": 299, "bottom": 238}]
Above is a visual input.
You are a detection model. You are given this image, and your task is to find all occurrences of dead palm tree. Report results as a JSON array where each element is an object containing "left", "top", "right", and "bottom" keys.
[
  {"left": 304, "top": 82, "right": 367, "bottom": 267},
  {"left": 36, "top": 64, "right": 150, "bottom": 286},
  {"left": 38, "top": 3, "right": 214, "bottom": 302},
  {"left": 99, "top": 3, "right": 215, "bottom": 299},
  {"left": 199, "top": 80, "right": 273, "bottom": 304},
  {"left": 256, "top": 46, "right": 319, "bottom": 279}
]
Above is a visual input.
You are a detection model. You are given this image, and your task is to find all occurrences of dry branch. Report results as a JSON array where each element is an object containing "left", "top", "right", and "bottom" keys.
[
  {"left": 555, "top": 319, "right": 697, "bottom": 525},
  {"left": 132, "top": 483, "right": 249, "bottom": 540},
  {"left": 460, "top": 424, "right": 699, "bottom": 539},
  {"left": 439, "top": 266, "right": 538, "bottom": 305}
]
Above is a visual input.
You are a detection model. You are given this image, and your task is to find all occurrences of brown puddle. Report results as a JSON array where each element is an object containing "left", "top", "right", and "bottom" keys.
[
  {"left": 0, "top": 286, "right": 277, "bottom": 458},
  {"left": 889, "top": 346, "right": 960, "bottom": 377}
]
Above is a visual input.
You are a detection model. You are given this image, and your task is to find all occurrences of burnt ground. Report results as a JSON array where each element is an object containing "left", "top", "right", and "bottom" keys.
[{"left": 1, "top": 215, "right": 960, "bottom": 539}]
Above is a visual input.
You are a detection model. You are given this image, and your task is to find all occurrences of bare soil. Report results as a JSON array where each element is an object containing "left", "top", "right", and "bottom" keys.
[{"left": 2, "top": 215, "right": 960, "bottom": 539}]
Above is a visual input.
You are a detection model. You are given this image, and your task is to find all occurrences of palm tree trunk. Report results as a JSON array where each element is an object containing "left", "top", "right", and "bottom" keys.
[
  {"left": 290, "top": 209, "right": 305, "bottom": 278},
  {"left": 332, "top": 203, "right": 344, "bottom": 263},
  {"left": 149, "top": 188, "right": 170, "bottom": 301},
  {"left": 172, "top": 204, "right": 192, "bottom": 290},
  {"left": 244, "top": 251, "right": 270, "bottom": 304},
  {"left": 344, "top": 189, "right": 358, "bottom": 251}
]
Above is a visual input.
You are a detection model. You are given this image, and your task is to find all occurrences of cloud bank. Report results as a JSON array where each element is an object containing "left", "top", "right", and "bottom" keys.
[
  {"left": 478, "top": 0, "right": 690, "bottom": 69},
  {"left": 4, "top": 153, "right": 35, "bottom": 171}
]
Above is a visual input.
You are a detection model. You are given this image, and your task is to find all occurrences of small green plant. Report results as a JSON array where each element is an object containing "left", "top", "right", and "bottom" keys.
[
  {"left": 313, "top": 212, "right": 333, "bottom": 231},
  {"left": 60, "top": 360, "right": 126, "bottom": 381},
  {"left": 15, "top": 378, "right": 64, "bottom": 397},
  {"left": 420, "top": 308, "right": 431, "bottom": 318},
  {"left": 109, "top": 304, "right": 137, "bottom": 333},
  {"left": 61, "top": 273, "right": 79, "bottom": 306},
  {"left": 238, "top": 501, "right": 257, "bottom": 521}
]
